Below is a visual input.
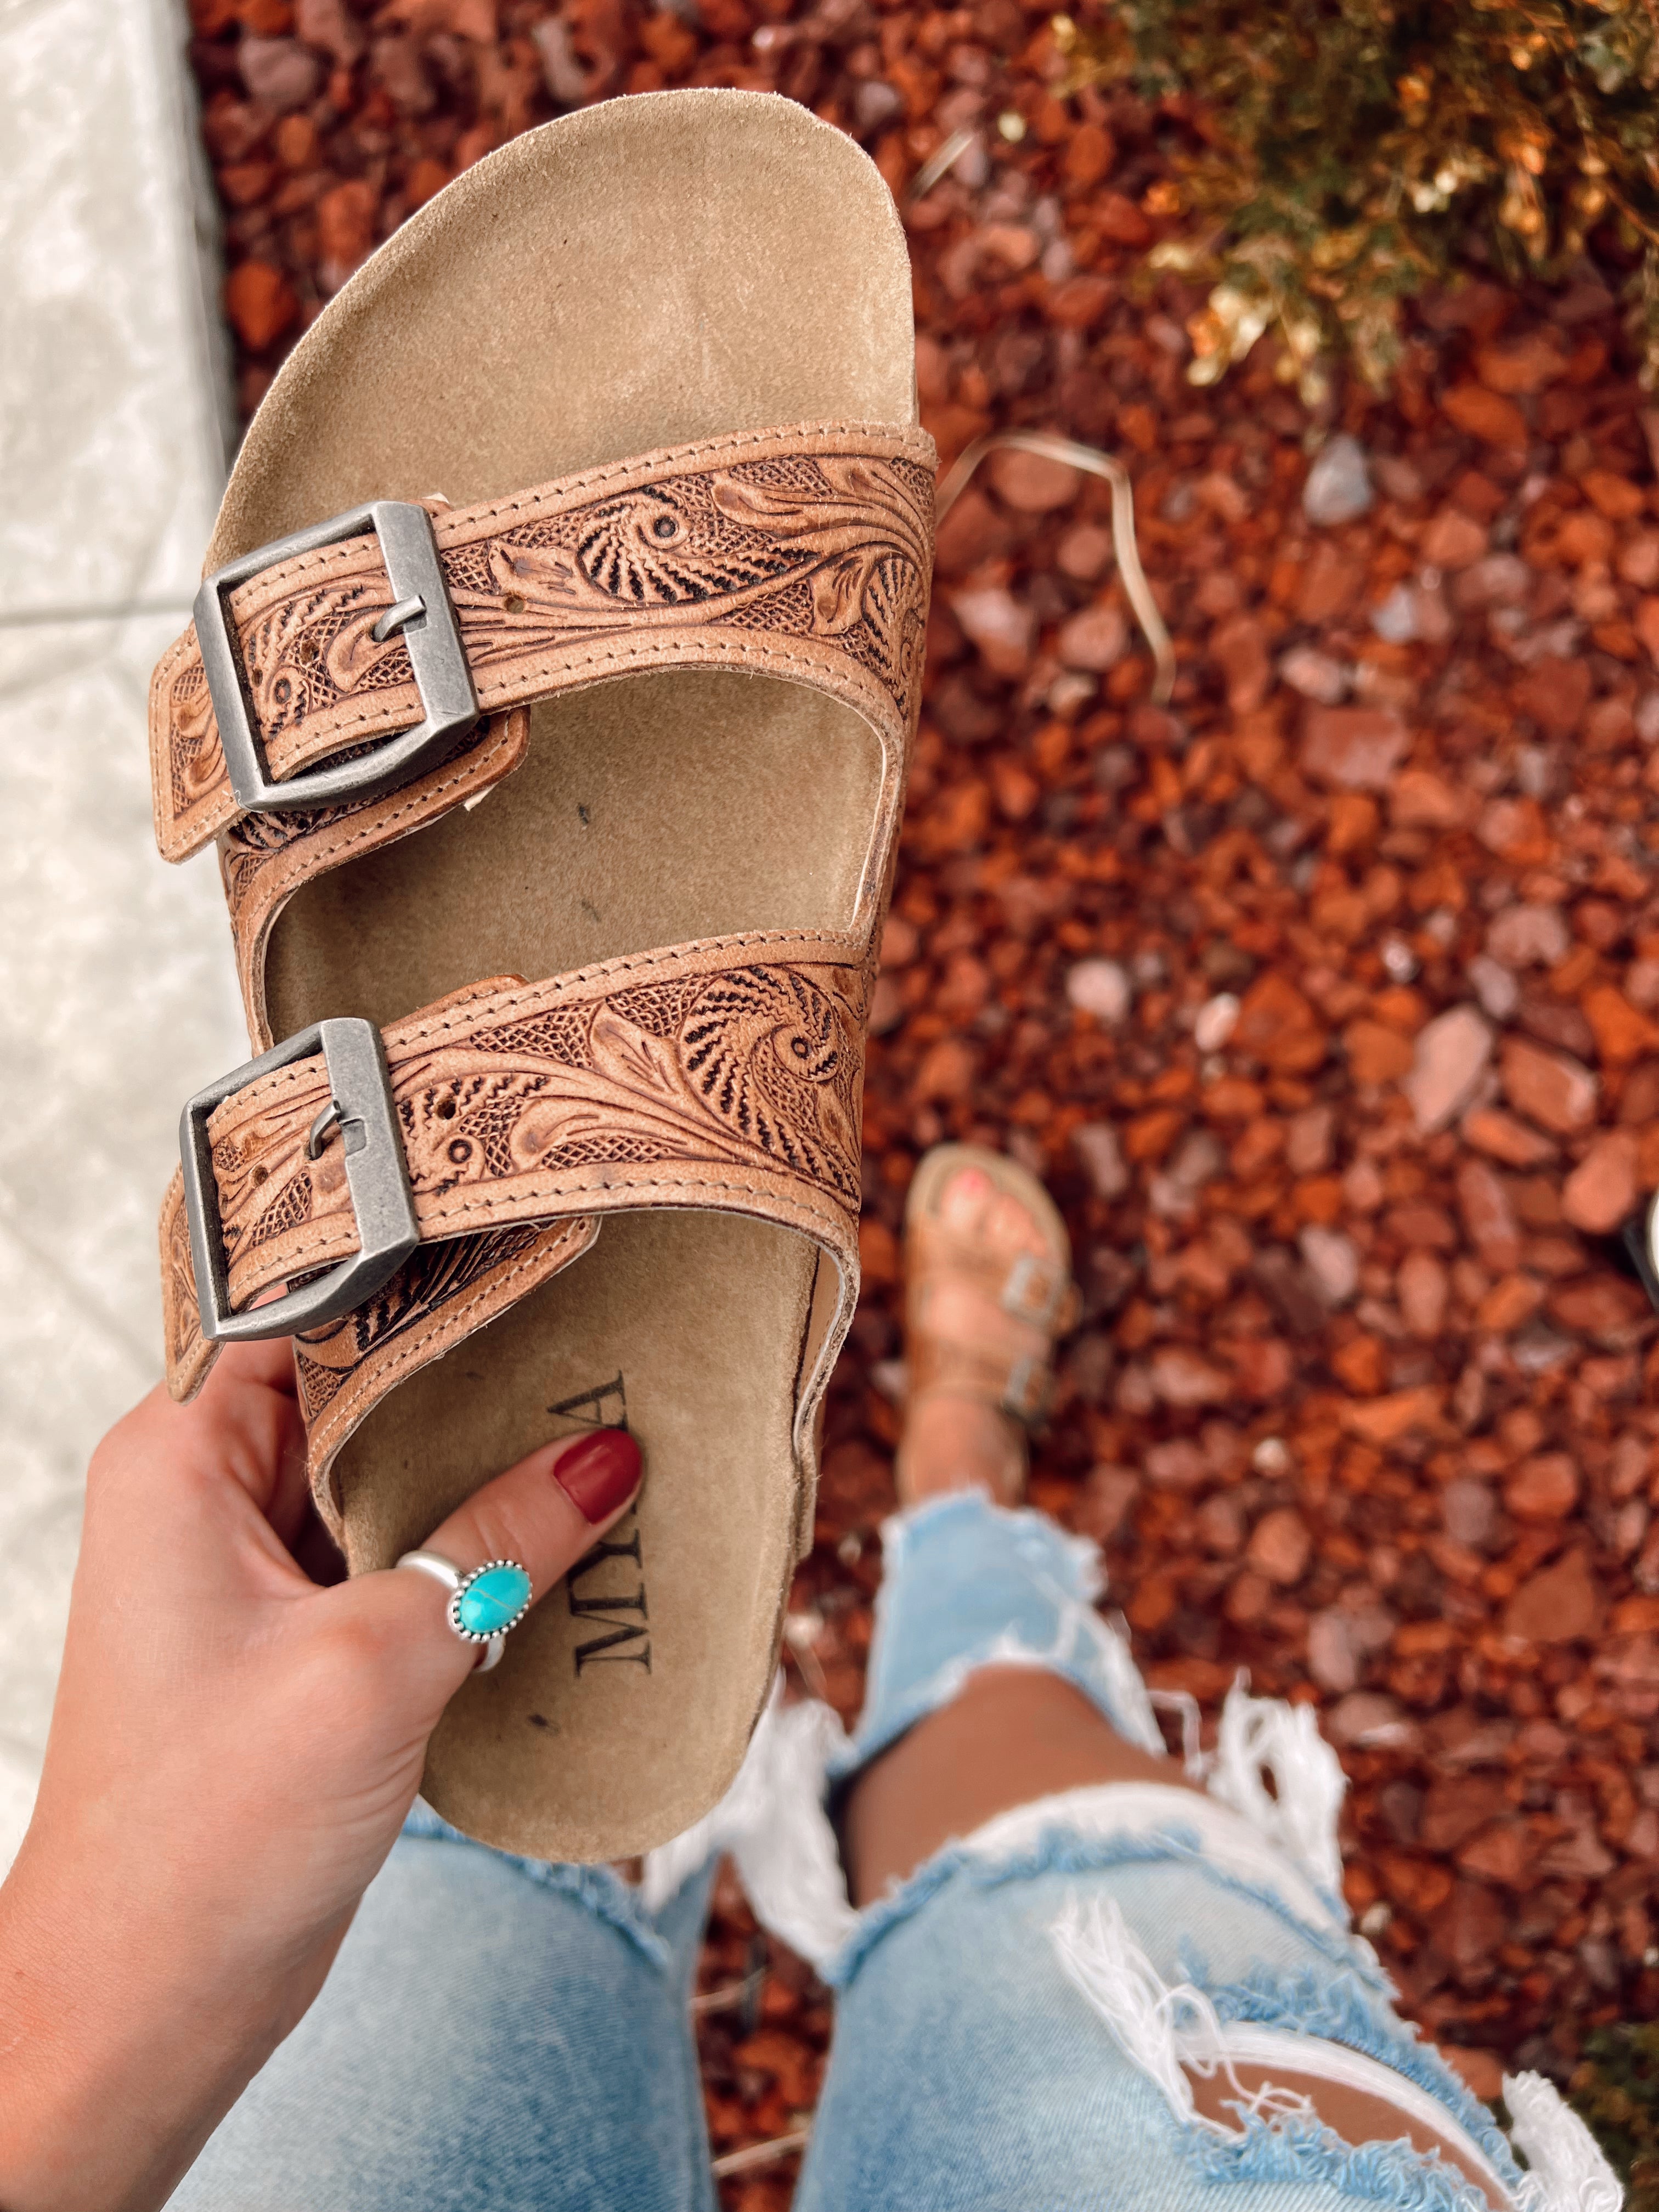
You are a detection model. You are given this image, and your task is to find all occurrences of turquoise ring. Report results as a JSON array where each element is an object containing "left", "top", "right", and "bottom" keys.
[{"left": 394, "top": 1549, "right": 532, "bottom": 1672}]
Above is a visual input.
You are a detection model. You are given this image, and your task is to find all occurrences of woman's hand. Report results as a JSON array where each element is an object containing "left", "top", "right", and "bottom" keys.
[{"left": 0, "top": 1340, "right": 641, "bottom": 2212}]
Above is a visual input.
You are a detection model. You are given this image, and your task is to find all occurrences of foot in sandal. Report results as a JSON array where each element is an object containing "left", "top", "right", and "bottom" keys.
[
  {"left": 897, "top": 1144, "right": 1077, "bottom": 1508},
  {"left": 143, "top": 91, "right": 934, "bottom": 1861}
]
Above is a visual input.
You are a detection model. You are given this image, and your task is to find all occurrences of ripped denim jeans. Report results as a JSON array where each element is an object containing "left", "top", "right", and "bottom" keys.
[{"left": 173, "top": 1492, "right": 1617, "bottom": 2212}]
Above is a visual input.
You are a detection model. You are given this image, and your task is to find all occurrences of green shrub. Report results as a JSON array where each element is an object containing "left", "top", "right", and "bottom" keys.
[
  {"left": 1571, "top": 2024, "right": 1659, "bottom": 2211},
  {"left": 1056, "top": 0, "right": 1659, "bottom": 397}
]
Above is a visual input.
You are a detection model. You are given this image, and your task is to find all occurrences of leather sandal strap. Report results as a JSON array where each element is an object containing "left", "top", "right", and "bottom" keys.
[
  {"left": 160, "top": 928, "right": 867, "bottom": 1406},
  {"left": 294, "top": 1218, "right": 600, "bottom": 1531},
  {"left": 905, "top": 1328, "right": 1056, "bottom": 1425},
  {"left": 150, "top": 420, "right": 935, "bottom": 866},
  {"left": 901, "top": 1212, "right": 1078, "bottom": 1430},
  {"left": 907, "top": 1216, "right": 1079, "bottom": 1331}
]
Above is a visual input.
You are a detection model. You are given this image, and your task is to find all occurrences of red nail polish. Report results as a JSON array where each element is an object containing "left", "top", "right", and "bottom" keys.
[{"left": 552, "top": 1429, "right": 641, "bottom": 1522}]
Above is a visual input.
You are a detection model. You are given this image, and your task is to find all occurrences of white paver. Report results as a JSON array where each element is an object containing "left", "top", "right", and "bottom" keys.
[{"left": 0, "top": 0, "right": 244, "bottom": 1867}]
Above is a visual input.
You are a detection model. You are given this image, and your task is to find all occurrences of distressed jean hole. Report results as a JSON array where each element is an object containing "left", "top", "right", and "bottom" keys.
[{"left": 1185, "top": 2062, "right": 1506, "bottom": 2211}]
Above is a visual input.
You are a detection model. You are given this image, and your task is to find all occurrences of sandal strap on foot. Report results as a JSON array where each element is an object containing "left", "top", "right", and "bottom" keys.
[
  {"left": 902, "top": 1224, "right": 1076, "bottom": 1430},
  {"left": 906, "top": 1217, "right": 1080, "bottom": 1331},
  {"left": 906, "top": 1332, "right": 1056, "bottom": 1425}
]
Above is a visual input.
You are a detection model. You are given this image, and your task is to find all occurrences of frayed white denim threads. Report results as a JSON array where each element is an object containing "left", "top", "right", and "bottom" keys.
[
  {"left": 641, "top": 1688, "right": 857, "bottom": 1965},
  {"left": 1051, "top": 1894, "right": 1621, "bottom": 2212},
  {"left": 1506, "top": 2074, "right": 1624, "bottom": 2212},
  {"left": 959, "top": 1782, "right": 1347, "bottom": 1940},
  {"left": 1194, "top": 1959, "right": 1513, "bottom": 2170},
  {"left": 1209, "top": 1679, "right": 1348, "bottom": 1904}
]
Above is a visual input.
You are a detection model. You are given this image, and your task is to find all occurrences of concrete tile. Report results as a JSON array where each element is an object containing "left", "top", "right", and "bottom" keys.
[
  {"left": 0, "top": 1747, "right": 41, "bottom": 1883},
  {"left": 0, "top": 0, "right": 236, "bottom": 1873},
  {"left": 0, "top": 617, "right": 243, "bottom": 1868},
  {"left": 0, "top": 0, "right": 229, "bottom": 616},
  {"left": 0, "top": 1395, "right": 83, "bottom": 1776},
  {"left": 0, "top": 614, "right": 245, "bottom": 1329}
]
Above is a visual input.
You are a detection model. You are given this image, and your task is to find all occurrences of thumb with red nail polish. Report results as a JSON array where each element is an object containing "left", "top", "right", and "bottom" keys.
[{"left": 551, "top": 1429, "right": 642, "bottom": 1523}]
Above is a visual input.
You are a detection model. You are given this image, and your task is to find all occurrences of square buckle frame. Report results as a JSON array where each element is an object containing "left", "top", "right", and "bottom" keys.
[
  {"left": 1000, "top": 1249, "right": 1067, "bottom": 1330},
  {"left": 180, "top": 1018, "right": 419, "bottom": 1343},
  {"left": 194, "top": 499, "right": 479, "bottom": 814}
]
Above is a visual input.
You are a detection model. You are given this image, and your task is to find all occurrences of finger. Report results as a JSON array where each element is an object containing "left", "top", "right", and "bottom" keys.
[
  {"left": 209, "top": 1337, "right": 301, "bottom": 1400},
  {"left": 196, "top": 1341, "right": 314, "bottom": 1542},
  {"left": 329, "top": 1429, "right": 643, "bottom": 1706},
  {"left": 101, "top": 1341, "right": 307, "bottom": 1534}
]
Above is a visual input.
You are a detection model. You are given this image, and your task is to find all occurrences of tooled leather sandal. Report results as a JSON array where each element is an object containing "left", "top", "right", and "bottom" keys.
[
  {"left": 148, "top": 90, "right": 933, "bottom": 1861},
  {"left": 900, "top": 1144, "right": 1080, "bottom": 1491}
]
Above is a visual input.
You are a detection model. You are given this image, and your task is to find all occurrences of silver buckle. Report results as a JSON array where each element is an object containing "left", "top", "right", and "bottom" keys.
[
  {"left": 180, "top": 1018, "right": 419, "bottom": 1343},
  {"left": 194, "top": 500, "right": 479, "bottom": 814},
  {"left": 1000, "top": 1355, "right": 1051, "bottom": 1423},
  {"left": 1001, "top": 1250, "right": 1065, "bottom": 1330}
]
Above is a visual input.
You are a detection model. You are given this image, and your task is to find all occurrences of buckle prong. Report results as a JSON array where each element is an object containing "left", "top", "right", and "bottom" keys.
[
  {"left": 373, "top": 595, "right": 427, "bottom": 644},
  {"left": 180, "top": 1018, "right": 418, "bottom": 1343},
  {"left": 194, "top": 500, "right": 478, "bottom": 815},
  {"left": 307, "top": 1098, "right": 345, "bottom": 1160}
]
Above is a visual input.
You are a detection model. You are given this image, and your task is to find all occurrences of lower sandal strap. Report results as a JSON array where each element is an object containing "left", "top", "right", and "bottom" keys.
[
  {"left": 160, "top": 928, "right": 868, "bottom": 1415},
  {"left": 291, "top": 1217, "right": 599, "bottom": 1538},
  {"left": 905, "top": 1330, "right": 1057, "bottom": 1425}
]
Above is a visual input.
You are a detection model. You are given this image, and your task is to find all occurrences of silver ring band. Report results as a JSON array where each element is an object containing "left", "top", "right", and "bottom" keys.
[{"left": 394, "top": 1548, "right": 533, "bottom": 1672}]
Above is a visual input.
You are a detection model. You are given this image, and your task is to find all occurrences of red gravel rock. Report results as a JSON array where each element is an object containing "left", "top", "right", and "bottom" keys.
[
  {"left": 238, "top": 33, "right": 321, "bottom": 109},
  {"left": 1404, "top": 1006, "right": 1493, "bottom": 1134},
  {"left": 1299, "top": 706, "right": 1409, "bottom": 792},
  {"left": 1246, "top": 1506, "right": 1312, "bottom": 1586},
  {"left": 1397, "top": 1250, "right": 1449, "bottom": 1337},
  {"left": 1442, "top": 383, "right": 1528, "bottom": 447},
  {"left": 1505, "top": 1453, "right": 1582, "bottom": 1520},
  {"left": 1056, "top": 602, "right": 1128, "bottom": 672},
  {"left": 188, "top": 14, "right": 1659, "bottom": 2144},
  {"left": 1463, "top": 1108, "right": 1558, "bottom": 1168},
  {"left": 1422, "top": 508, "right": 1488, "bottom": 571},
  {"left": 223, "top": 259, "right": 298, "bottom": 350},
  {"left": 1504, "top": 1550, "right": 1606, "bottom": 1642},
  {"left": 987, "top": 447, "right": 1079, "bottom": 514},
  {"left": 1584, "top": 985, "right": 1659, "bottom": 1066},
  {"left": 1500, "top": 1037, "right": 1600, "bottom": 1135},
  {"left": 1562, "top": 1130, "right": 1640, "bottom": 1233},
  {"left": 294, "top": 0, "right": 363, "bottom": 63}
]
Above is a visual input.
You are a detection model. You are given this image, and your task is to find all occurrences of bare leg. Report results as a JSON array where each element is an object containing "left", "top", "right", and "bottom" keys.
[
  {"left": 845, "top": 1164, "right": 1195, "bottom": 1910},
  {"left": 842, "top": 1160, "right": 1507, "bottom": 2209}
]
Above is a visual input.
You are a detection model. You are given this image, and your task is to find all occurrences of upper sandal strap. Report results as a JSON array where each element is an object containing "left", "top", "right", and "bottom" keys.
[
  {"left": 906, "top": 1218, "right": 1080, "bottom": 1334},
  {"left": 160, "top": 929, "right": 868, "bottom": 1402},
  {"left": 150, "top": 421, "right": 936, "bottom": 864}
]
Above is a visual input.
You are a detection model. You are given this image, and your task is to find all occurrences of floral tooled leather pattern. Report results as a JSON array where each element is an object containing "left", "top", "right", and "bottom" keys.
[
  {"left": 410, "top": 957, "right": 865, "bottom": 1212},
  {"left": 150, "top": 424, "right": 934, "bottom": 862},
  {"left": 155, "top": 936, "right": 869, "bottom": 1403},
  {"left": 292, "top": 1225, "right": 555, "bottom": 1419}
]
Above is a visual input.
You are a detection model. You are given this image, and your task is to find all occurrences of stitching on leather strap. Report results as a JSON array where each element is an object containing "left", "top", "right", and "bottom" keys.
[
  {"left": 159, "top": 933, "right": 869, "bottom": 1402},
  {"left": 296, "top": 1220, "right": 599, "bottom": 1532}
]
